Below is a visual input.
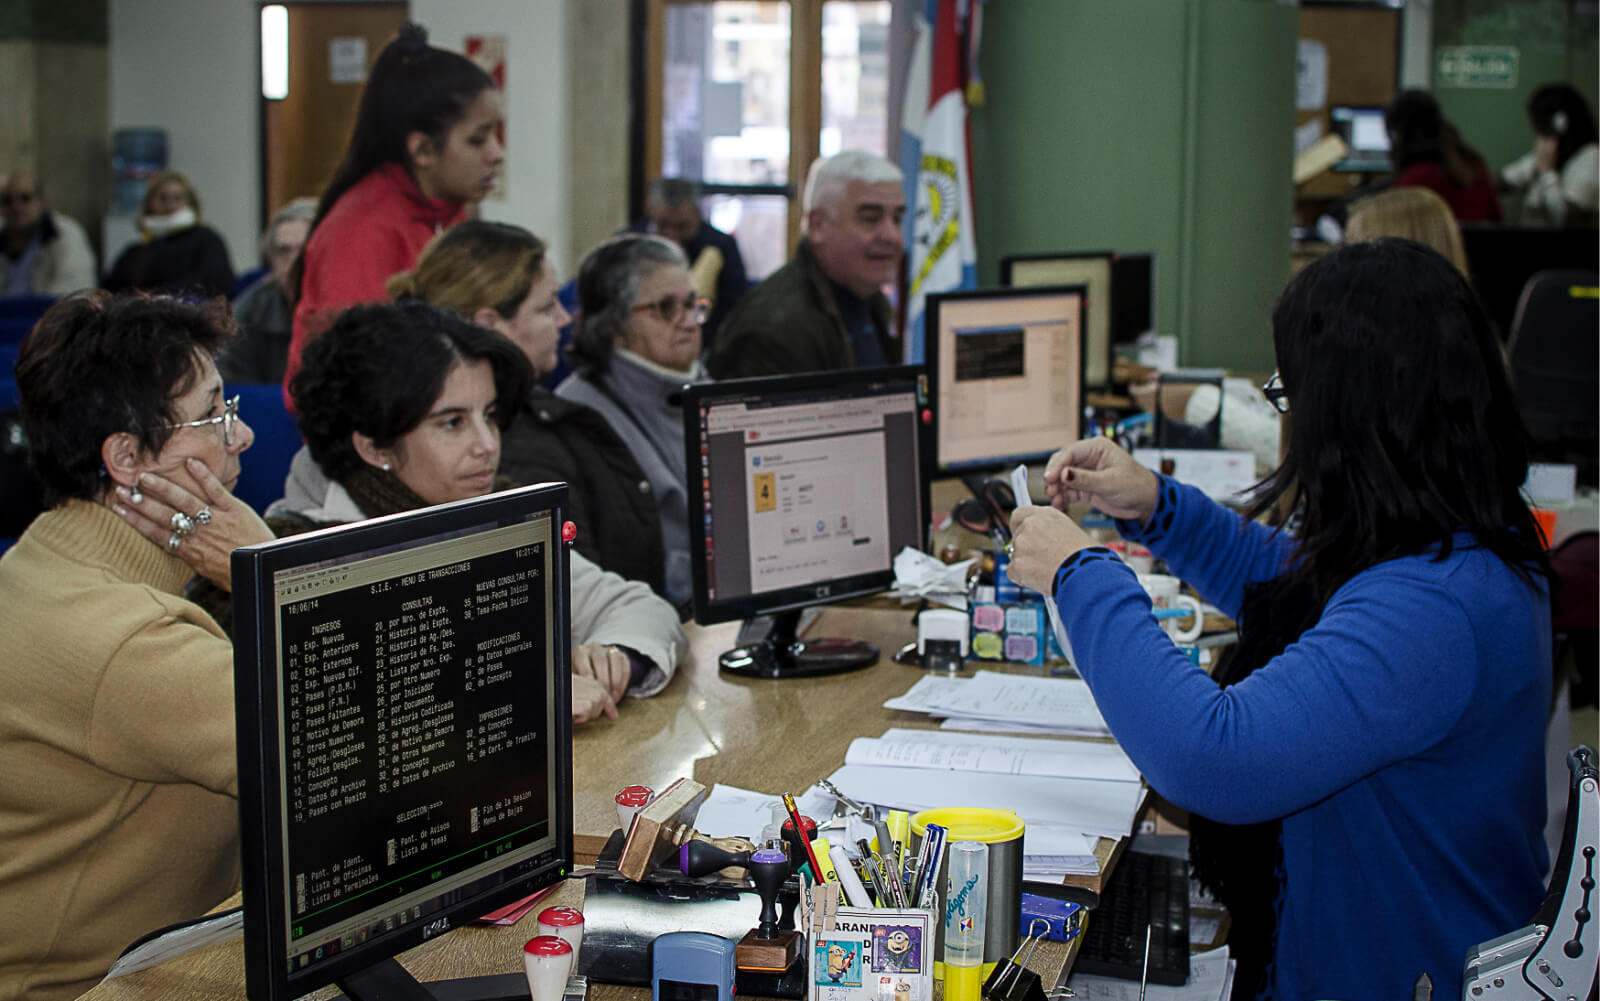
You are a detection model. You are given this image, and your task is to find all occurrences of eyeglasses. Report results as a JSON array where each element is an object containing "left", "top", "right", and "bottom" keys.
[
  {"left": 1261, "top": 372, "right": 1289, "bottom": 414},
  {"left": 0, "top": 192, "right": 36, "bottom": 207},
  {"left": 157, "top": 395, "right": 242, "bottom": 446},
  {"left": 633, "top": 293, "right": 709, "bottom": 326}
]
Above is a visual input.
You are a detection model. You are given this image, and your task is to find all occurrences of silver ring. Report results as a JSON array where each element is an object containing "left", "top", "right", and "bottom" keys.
[
  {"left": 170, "top": 511, "right": 196, "bottom": 535},
  {"left": 193, "top": 505, "right": 213, "bottom": 526},
  {"left": 166, "top": 532, "right": 183, "bottom": 553}
]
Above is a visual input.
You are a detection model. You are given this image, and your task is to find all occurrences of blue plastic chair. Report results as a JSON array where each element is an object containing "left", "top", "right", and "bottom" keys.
[
  {"left": 233, "top": 266, "right": 269, "bottom": 300},
  {"left": 231, "top": 383, "right": 302, "bottom": 515}
]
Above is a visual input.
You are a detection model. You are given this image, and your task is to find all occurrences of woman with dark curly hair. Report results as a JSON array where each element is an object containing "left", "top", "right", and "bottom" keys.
[
  {"left": 281, "top": 300, "right": 685, "bottom": 723},
  {"left": 0, "top": 291, "right": 272, "bottom": 1000},
  {"left": 1009, "top": 239, "right": 1550, "bottom": 999},
  {"left": 1386, "top": 89, "right": 1503, "bottom": 223}
]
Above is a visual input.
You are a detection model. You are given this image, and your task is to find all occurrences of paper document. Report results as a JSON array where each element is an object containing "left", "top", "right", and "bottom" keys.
[
  {"left": 691, "top": 783, "right": 837, "bottom": 840},
  {"left": 1012, "top": 464, "right": 1075, "bottom": 661},
  {"left": 886, "top": 673, "right": 1112, "bottom": 736},
  {"left": 1066, "top": 945, "right": 1233, "bottom": 1001},
  {"left": 103, "top": 909, "right": 244, "bottom": 980},
  {"left": 825, "top": 763, "right": 1143, "bottom": 839},
  {"left": 845, "top": 728, "right": 1138, "bottom": 782}
]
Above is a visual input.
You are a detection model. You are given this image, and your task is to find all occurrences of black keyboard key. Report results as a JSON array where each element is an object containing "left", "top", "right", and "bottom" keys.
[{"left": 1073, "top": 850, "right": 1191, "bottom": 986}]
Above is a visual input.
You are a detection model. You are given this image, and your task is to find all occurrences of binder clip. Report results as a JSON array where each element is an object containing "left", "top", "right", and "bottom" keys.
[{"left": 982, "top": 920, "right": 1053, "bottom": 1001}]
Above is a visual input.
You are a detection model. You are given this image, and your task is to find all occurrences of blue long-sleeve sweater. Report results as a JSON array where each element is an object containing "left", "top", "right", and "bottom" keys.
[{"left": 1053, "top": 476, "right": 1550, "bottom": 1001}]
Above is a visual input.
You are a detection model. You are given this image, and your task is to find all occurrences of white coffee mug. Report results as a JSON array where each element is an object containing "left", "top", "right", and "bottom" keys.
[{"left": 1136, "top": 573, "right": 1204, "bottom": 643}]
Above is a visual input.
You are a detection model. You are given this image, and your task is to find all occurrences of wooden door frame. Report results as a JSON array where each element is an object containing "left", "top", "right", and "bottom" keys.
[{"left": 641, "top": 0, "right": 824, "bottom": 252}]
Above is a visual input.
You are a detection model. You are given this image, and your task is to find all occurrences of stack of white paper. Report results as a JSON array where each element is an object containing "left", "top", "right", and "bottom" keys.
[
  {"left": 1066, "top": 945, "right": 1234, "bottom": 1000},
  {"left": 825, "top": 727, "right": 1145, "bottom": 852},
  {"left": 885, "top": 672, "right": 1112, "bottom": 737}
]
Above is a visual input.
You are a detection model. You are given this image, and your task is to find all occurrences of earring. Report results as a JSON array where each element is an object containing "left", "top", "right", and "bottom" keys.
[
  {"left": 128, "top": 485, "right": 143, "bottom": 504},
  {"left": 381, "top": 463, "right": 391, "bottom": 472}
]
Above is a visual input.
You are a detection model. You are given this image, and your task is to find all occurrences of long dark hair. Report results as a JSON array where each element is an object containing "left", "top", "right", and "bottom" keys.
[
  {"left": 288, "top": 23, "right": 493, "bottom": 302},
  {"left": 1528, "top": 82, "right": 1599, "bottom": 170},
  {"left": 1386, "top": 89, "right": 1487, "bottom": 188},
  {"left": 1245, "top": 238, "right": 1551, "bottom": 603}
]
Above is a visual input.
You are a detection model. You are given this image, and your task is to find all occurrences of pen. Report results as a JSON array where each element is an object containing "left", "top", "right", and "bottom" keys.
[
  {"left": 781, "top": 793, "right": 826, "bottom": 882},
  {"left": 916, "top": 824, "right": 949, "bottom": 909},
  {"left": 1138, "top": 924, "right": 1152, "bottom": 1001},
  {"left": 857, "top": 839, "right": 890, "bottom": 905}
]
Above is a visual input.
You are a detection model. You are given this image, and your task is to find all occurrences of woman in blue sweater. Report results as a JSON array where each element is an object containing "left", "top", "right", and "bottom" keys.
[{"left": 1009, "top": 238, "right": 1552, "bottom": 1000}]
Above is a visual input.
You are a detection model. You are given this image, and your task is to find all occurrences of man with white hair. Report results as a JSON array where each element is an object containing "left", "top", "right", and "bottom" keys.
[{"left": 708, "top": 151, "right": 905, "bottom": 378}]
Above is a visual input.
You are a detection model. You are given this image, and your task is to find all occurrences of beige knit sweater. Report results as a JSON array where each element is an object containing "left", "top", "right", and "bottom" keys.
[{"left": 0, "top": 501, "right": 239, "bottom": 1001}]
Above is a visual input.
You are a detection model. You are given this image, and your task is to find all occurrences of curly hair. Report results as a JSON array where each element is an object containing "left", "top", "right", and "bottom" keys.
[
  {"left": 16, "top": 291, "right": 234, "bottom": 506},
  {"left": 289, "top": 300, "right": 532, "bottom": 483}
]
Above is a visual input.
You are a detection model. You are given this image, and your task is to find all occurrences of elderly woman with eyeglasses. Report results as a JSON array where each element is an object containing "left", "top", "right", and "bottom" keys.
[
  {"left": 555, "top": 233, "right": 710, "bottom": 608},
  {"left": 0, "top": 291, "right": 274, "bottom": 1000}
]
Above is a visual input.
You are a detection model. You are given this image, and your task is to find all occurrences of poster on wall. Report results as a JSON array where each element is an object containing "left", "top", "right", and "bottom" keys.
[
  {"left": 1296, "top": 39, "right": 1328, "bottom": 111},
  {"left": 1436, "top": 46, "right": 1520, "bottom": 89},
  {"left": 465, "top": 34, "right": 508, "bottom": 201}
]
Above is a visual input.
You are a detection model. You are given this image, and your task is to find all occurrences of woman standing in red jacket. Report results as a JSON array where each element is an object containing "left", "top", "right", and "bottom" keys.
[{"left": 284, "top": 22, "right": 504, "bottom": 404}]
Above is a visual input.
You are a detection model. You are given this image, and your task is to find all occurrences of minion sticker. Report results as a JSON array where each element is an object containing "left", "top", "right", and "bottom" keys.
[
  {"left": 814, "top": 939, "right": 862, "bottom": 987},
  {"left": 870, "top": 925, "right": 922, "bottom": 973}
]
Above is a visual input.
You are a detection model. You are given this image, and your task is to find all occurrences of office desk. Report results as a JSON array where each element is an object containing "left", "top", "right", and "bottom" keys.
[{"left": 79, "top": 605, "right": 1117, "bottom": 1001}]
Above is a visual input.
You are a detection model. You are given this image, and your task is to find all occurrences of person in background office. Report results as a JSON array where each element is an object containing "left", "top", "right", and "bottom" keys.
[
  {"left": 284, "top": 22, "right": 503, "bottom": 404},
  {"left": 0, "top": 170, "right": 97, "bottom": 296},
  {"left": 284, "top": 300, "right": 685, "bottom": 721},
  {"left": 1008, "top": 239, "right": 1550, "bottom": 1000},
  {"left": 1385, "top": 89, "right": 1503, "bottom": 223},
  {"left": 103, "top": 169, "right": 235, "bottom": 299},
  {"left": 629, "top": 177, "right": 749, "bottom": 351},
  {"left": 387, "top": 220, "right": 669, "bottom": 599},
  {"left": 708, "top": 151, "right": 903, "bottom": 378},
  {"left": 0, "top": 292, "right": 273, "bottom": 1001},
  {"left": 1501, "top": 82, "right": 1599, "bottom": 228},
  {"left": 557, "top": 234, "right": 707, "bottom": 609},
  {"left": 1344, "top": 185, "right": 1469, "bottom": 275},
  {"left": 216, "top": 196, "right": 315, "bottom": 384}
]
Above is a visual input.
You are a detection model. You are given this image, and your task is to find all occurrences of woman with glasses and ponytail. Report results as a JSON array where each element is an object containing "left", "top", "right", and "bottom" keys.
[
  {"left": 557, "top": 234, "right": 710, "bottom": 607},
  {"left": 283, "top": 22, "right": 504, "bottom": 406}
]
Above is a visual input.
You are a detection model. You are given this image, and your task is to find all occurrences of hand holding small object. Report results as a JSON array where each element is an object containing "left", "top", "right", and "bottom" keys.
[{"left": 1041, "top": 438, "right": 1158, "bottom": 522}]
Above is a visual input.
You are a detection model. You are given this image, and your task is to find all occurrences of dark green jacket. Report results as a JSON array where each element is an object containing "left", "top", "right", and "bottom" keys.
[
  {"left": 707, "top": 237, "right": 894, "bottom": 379},
  {"left": 499, "top": 387, "right": 668, "bottom": 600}
]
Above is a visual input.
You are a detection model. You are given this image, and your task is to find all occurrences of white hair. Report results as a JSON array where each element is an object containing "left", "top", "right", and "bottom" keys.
[{"left": 801, "top": 151, "right": 903, "bottom": 219}]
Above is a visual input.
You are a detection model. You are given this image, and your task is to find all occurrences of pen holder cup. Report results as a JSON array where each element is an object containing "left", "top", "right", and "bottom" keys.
[{"left": 908, "top": 808, "right": 1024, "bottom": 979}]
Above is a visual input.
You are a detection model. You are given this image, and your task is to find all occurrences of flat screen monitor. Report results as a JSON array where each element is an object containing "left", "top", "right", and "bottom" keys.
[
  {"left": 999, "top": 251, "right": 1110, "bottom": 386},
  {"left": 684, "top": 365, "right": 929, "bottom": 679},
  {"left": 1330, "top": 105, "right": 1391, "bottom": 172},
  {"left": 1110, "top": 251, "right": 1156, "bottom": 347},
  {"left": 924, "top": 285, "right": 1086, "bottom": 478},
  {"left": 233, "top": 483, "right": 574, "bottom": 1001}
]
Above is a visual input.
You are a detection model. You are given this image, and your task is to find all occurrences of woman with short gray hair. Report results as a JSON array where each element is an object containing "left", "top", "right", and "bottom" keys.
[{"left": 556, "top": 233, "right": 709, "bottom": 609}]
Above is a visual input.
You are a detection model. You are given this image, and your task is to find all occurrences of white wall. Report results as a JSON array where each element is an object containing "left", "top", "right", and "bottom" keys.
[
  {"left": 412, "top": 0, "right": 574, "bottom": 272},
  {"left": 108, "top": 0, "right": 260, "bottom": 269},
  {"left": 108, "top": 0, "right": 575, "bottom": 276}
]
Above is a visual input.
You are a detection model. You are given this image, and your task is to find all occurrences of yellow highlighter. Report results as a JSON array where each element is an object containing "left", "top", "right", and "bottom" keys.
[
  {"left": 809, "top": 837, "right": 840, "bottom": 884},
  {"left": 885, "top": 810, "right": 910, "bottom": 871}
]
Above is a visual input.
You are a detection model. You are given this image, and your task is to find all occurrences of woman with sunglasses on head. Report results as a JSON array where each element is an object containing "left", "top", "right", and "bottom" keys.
[
  {"left": 556, "top": 234, "right": 710, "bottom": 609},
  {"left": 1007, "top": 239, "right": 1552, "bottom": 1000},
  {"left": 283, "top": 22, "right": 504, "bottom": 405},
  {"left": 281, "top": 300, "right": 685, "bottom": 724},
  {"left": 385, "top": 221, "right": 669, "bottom": 601},
  {"left": 0, "top": 292, "right": 273, "bottom": 1001}
]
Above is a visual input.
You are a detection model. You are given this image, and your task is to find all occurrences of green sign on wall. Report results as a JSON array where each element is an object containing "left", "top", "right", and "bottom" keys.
[{"left": 1436, "top": 46, "right": 1520, "bottom": 89}]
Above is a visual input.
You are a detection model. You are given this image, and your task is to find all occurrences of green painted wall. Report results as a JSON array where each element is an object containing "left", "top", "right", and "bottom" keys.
[
  {"left": 1432, "top": 0, "right": 1598, "bottom": 184},
  {"left": 0, "top": 0, "right": 107, "bottom": 43},
  {"left": 971, "top": 0, "right": 1297, "bottom": 374}
]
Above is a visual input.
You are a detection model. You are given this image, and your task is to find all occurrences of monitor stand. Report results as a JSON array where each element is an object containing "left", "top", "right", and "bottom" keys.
[
  {"left": 337, "top": 957, "right": 528, "bottom": 1001},
  {"left": 719, "top": 608, "right": 878, "bottom": 679}
]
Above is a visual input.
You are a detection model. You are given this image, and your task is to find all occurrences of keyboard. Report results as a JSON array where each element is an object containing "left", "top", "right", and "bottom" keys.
[{"left": 1073, "top": 850, "right": 1191, "bottom": 986}]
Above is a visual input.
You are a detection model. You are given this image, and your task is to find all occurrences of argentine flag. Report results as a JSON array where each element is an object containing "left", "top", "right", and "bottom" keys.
[{"left": 900, "top": 0, "right": 979, "bottom": 364}]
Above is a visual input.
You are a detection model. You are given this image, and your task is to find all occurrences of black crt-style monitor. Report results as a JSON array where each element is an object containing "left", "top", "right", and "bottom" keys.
[
  {"left": 924, "top": 285, "right": 1087, "bottom": 479},
  {"left": 684, "top": 365, "right": 929, "bottom": 679},
  {"left": 999, "top": 251, "right": 1110, "bottom": 386},
  {"left": 232, "top": 483, "right": 575, "bottom": 1001}
]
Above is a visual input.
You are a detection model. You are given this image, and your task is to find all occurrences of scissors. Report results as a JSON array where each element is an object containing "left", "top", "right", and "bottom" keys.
[{"left": 951, "top": 478, "right": 1017, "bottom": 545}]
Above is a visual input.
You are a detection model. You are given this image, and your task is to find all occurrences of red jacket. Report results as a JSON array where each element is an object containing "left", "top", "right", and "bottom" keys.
[
  {"left": 284, "top": 163, "right": 466, "bottom": 405},
  {"left": 1395, "top": 161, "right": 1504, "bottom": 224}
]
